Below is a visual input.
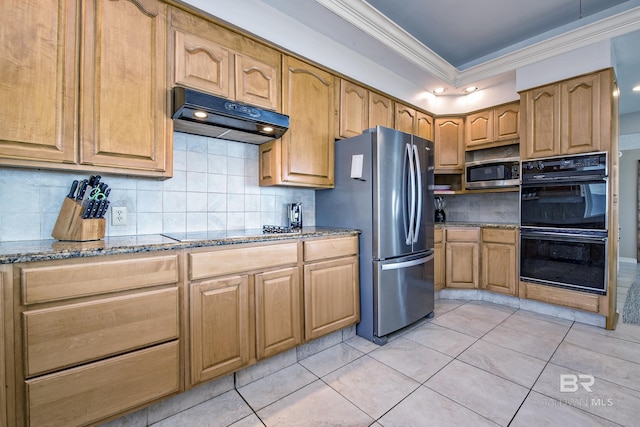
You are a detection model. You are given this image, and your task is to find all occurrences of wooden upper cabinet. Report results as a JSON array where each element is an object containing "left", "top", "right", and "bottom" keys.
[
  {"left": 521, "top": 83, "right": 560, "bottom": 159},
  {"left": 465, "top": 102, "right": 519, "bottom": 150},
  {"left": 560, "top": 70, "right": 611, "bottom": 155},
  {"left": 337, "top": 79, "right": 395, "bottom": 139},
  {"left": 0, "top": 0, "right": 78, "bottom": 165},
  {"left": 415, "top": 111, "right": 434, "bottom": 141},
  {"left": 466, "top": 110, "right": 493, "bottom": 148},
  {"left": 520, "top": 69, "right": 613, "bottom": 159},
  {"left": 494, "top": 102, "right": 520, "bottom": 141},
  {"left": 434, "top": 117, "right": 464, "bottom": 172},
  {"left": 174, "top": 30, "right": 232, "bottom": 98},
  {"left": 171, "top": 7, "right": 281, "bottom": 111},
  {"left": 260, "top": 56, "right": 335, "bottom": 188},
  {"left": 235, "top": 53, "right": 280, "bottom": 110},
  {"left": 339, "top": 80, "right": 369, "bottom": 138},
  {"left": 395, "top": 103, "right": 417, "bottom": 134},
  {"left": 394, "top": 103, "right": 433, "bottom": 140},
  {"left": 0, "top": 0, "right": 171, "bottom": 177},
  {"left": 369, "top": 92, "right": 394, "bottom": 129},
  {"left": 80, "top": 0, "right": 169, "bottom": 174}
]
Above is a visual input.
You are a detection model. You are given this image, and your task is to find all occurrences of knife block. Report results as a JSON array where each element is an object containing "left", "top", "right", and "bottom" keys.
[{"left": 52, "top": 197, "right": 106, "bottom": 241}]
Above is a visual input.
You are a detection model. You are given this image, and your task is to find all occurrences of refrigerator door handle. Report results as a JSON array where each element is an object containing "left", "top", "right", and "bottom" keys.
[
  {"left": 380, "top": 253, "right": 434, "bottom": 271},
  {"left": 406, "top": 143, "right": 416, "bottom": 245},
  {"left": 412, "top": 144, "right": 422, "bottom": 244}
]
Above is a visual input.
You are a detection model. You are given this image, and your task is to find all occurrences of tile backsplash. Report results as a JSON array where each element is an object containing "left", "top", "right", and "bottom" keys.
[
  {"left": 0, "top": 132, "right": 315, "bottom": 242},
  {"left": 438, "top": 192, "right": 519, "bottom": 224}
]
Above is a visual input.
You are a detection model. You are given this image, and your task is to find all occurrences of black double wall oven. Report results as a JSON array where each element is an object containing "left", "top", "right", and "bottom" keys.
[{"left": 520, "top": 152, "right": 608, "bottom": 295}]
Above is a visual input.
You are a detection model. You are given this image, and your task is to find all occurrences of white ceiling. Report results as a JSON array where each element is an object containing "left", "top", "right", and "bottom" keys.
[{"left": 183, "top": 0, "right": 640, "bottom": 115}]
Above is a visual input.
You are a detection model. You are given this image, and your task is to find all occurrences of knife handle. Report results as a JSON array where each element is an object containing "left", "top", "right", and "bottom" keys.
[
  {"left": 76, "top": 179, "right": 89, "bottom": 201},
  {"left": 82, "top": 200, "right": 93, "bottom": 219},
  {"left": 67, "top": 180, "right": 79, "bottom": 199}
]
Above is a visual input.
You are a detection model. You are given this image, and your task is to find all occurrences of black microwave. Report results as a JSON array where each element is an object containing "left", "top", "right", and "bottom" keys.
[{"left": 465, "top": 158, "right": 520, "bottom": 189}]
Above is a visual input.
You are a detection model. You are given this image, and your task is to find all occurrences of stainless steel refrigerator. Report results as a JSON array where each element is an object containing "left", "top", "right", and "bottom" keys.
[{"left": 316, "top": 126, "right": 435, "bottom": 344}]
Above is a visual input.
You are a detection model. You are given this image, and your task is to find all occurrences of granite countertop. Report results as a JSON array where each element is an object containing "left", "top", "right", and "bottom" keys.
[
  {"left": 0, "top": 227, "right": 361, "bottom": 264},
  {"left": 434, "top": 222, "right": 519, "bottom": 229}
]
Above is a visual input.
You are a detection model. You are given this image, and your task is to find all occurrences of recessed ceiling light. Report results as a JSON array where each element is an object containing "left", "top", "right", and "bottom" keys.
[
  {"left": 464, "top": 86, "right": 478, "bottom": 93},
  {"left": 633, "top": 85, "right": 640, "bottom": 92},
  {"left": 194, "top": 111, "right": 208, "bottom": 119},
  {"left": 433, "top": 87, "right": 446, "bottom": 94}
]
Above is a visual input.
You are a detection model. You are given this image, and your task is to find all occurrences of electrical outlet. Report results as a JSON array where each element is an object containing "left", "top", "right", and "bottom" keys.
[{"left": 112, "top": 206, "right": 127, "bottom": 226}]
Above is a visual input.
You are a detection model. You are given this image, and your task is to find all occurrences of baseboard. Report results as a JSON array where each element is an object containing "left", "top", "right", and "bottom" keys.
[{"left": 619, "top": 257, "right": 638, "bottom": 264}]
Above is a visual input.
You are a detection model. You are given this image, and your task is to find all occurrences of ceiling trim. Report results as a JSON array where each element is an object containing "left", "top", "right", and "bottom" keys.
[
  {"left": 313, "top": 0, "right": 457, "bottom": 83},
  {"left": 315, "top": 0, "right": 640, "bottom": 87},
  {"left": 457, "top": 5, "right": 640, "bottom": 87}
]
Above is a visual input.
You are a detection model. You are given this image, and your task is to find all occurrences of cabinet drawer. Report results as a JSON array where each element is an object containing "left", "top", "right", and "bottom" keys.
[
  {"left": 26, "top": 341, "right": 180, "bottom": 427},
  {"left": 23, "top": 288, "right": 179, "bottom": 377},
  {"left": 481, "top": 228, "right": 517, "bottom": 244},
  {"left": 445, "top": 228, "right": 480, "bottom": 242},
  {"left": 20, "top": 254, "right": 179, "bottom": 304},
  {"left": 304, "top": 236, "right": 358, "bottom": 262},
  {"left": 189, "top": 242, "right": 298, "bottom": 280}
]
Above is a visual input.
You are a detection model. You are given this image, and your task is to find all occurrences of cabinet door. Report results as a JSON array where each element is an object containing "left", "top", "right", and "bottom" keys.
[
  {"left": 466, "top": 110, "right": 493, "bottom": 148},
  {"left": 235, "top": 51, "right": 281, "bottom": 111},
  {"left": 0, "top": 0, "right": 77, "bottom": 164},
  {"left": 395, "top": 103, "right": 416, "bottom": 134},
  {"left": 174, "top": 29, "right": 232, "bottom": 97},
  {"left": 190, "top": 275, "right": 250, "bottom": 385},
  {"left": 521, "top": 83, "right": 560, "bottom": 159},
  {"left": 560, "top": 72, "right": 604, "bottom": 155},
  {"left": 434, "top": 118, "right": 464, "bottom": 172},
  {"left": 445, "top": 242, "right": 479, "bottom": 288},
  {"left": 494, "top": 102, "right": 520, "bottom": 141},
  {"left": 415, "top": 111, "right": 434, "bottom": 141},
  {"left": 280, "top": 56, "right": 335, "bottom": 187},
  {"left": 434, "top": 240, "right": 445, "bottom": 291},
  {"left": 304, "top": 256, "right": 359, "bottom": 340},
  {"left": 80, "top": 0, "right": 169, "bottom": 174},
  {"left": 369, "top": 92, "right": 394, "bottom": 129},
  {"left": 339, "top": 80, "right": 369, "bottom": 138},
  {"left": 255, "top": 267, "right": 301, "bottom": 359},
  {"left": 481, "top": 242, "right": 516, "bottom": 295}
]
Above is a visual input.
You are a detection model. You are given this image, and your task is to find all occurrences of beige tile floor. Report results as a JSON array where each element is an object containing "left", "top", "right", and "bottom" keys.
[{"left": 134, "top": 264, "right": 640, "bottom": 426}]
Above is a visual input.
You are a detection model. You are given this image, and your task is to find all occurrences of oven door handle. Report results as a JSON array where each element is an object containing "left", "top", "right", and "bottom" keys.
[
  {"left": 521, "top": 230, "right": 608, "bottom": 243},
  {"left": 522, "top": 175, "right": 607, "bottom": 185}
]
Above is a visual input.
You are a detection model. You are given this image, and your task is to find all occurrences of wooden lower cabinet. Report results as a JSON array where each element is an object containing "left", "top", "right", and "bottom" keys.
[
  {"left": 11, "top": 252, "right": 182, "bottom": 427},
  {"left": 26, "top": 342, "right": 179, "bottom": 427},
  {"left": 190, "top": 275, "right": 251, "bottom": 385},
  {"left": 445, "top": 228, "right": 480, "bottom": 289},
  {"left": 2, "top": 236, "right": 361, "bottom": 425},
  {"left": 187, "top": 242, "right": 302, "bottom": 386},
  {"left": 434, "top": 228, "right": 445, "bottom": 291},
  {"left": 303, "top": 237, "right": 360, "bottom": 340},
  {"left": 0, "top": 267, "right": 8, "bottom": 427},
  {"left": 480, "top": 228, "right": 518, "bottom": 295},
  {"left": 255, "top": 267, "right": 302, "bottom": 359},
  {"left": 304, "top": 257, "right": 359, "bottom": 340}
]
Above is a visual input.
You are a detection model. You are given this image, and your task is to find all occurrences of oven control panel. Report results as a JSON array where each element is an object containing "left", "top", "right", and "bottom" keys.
[{"left": 521, "top": 152, "right": 606, "bottom": 181}]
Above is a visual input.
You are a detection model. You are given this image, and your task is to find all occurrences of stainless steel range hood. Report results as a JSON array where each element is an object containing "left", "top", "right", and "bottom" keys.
[{"left": 171, "top": 87, "right": 289, "bottom": 144}]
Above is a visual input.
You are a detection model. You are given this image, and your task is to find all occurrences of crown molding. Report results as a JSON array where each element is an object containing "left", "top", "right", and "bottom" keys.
[
  {"left": 315, "top": 0, "right": 640, "bottom": 88},
  {"left": 314, "top": 0, "right": 457, "bottom": 84},
  {"left": 457, "top": 5, "right": 640, "bottom": 87}
]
